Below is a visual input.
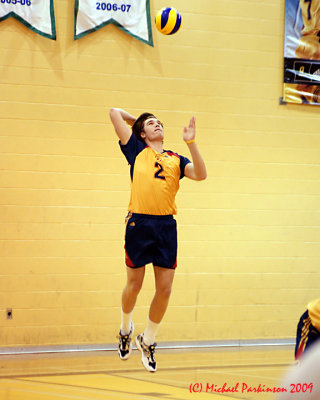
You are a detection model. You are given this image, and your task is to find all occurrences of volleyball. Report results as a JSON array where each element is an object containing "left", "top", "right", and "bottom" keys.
[{"left": 155, "top": 7, "right": 182, "bottom": 35}]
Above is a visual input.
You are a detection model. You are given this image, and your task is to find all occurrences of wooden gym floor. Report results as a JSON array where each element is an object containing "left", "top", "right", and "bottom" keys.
[{"left": 0, "top": 345, "right": 294, "bottom": 400}]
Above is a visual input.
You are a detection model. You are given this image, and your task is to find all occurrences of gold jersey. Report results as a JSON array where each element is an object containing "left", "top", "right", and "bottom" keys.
[
  {"left": 300, "top": 0, "right": 320, "bottom": 36},
  {"left": 308, "top": 298, "right": 320, "bottom": 331},
  {"left": 296, "top": 0, "right": 320, "bottom": 59},
  {"left": 120, "top": 134, "right": 190, "bottom": 216}
]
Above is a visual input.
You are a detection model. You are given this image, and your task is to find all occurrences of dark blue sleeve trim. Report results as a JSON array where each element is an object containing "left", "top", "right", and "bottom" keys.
[
  {"left": 119, "top": 134, "right": 146, "bottom": 165},
  {"left": 179, "top": 155, "right": 191, "bottom": 179}
]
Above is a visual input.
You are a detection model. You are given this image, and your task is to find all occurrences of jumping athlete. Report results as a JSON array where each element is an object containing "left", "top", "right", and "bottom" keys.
[{"left": 109, "top": 108, "right": 207, "bottom": 372}]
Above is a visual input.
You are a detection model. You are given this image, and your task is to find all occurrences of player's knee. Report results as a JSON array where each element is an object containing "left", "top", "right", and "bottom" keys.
[
  {"left": 156, "top": 284, "right": 172, "bottom": 299},
  {"left": 127, "top": 279, "right": 143, "bottom": 295}
]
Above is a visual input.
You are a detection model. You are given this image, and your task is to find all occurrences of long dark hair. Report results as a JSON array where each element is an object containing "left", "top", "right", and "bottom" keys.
[{"left": 132, "top": 112, "right": 158, "bottom": 143}]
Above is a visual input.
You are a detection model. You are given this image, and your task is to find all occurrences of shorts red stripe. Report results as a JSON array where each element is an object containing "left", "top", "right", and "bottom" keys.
[{"left": 125, "top": 247, "right": 135, "bottom": 267}]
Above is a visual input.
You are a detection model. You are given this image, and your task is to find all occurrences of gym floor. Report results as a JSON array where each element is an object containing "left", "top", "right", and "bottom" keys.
[{"left": 0, "top": 345, "right": 294, "bottom": 399}]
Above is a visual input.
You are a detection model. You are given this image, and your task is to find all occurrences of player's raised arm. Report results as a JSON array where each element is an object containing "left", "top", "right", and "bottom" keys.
[
  {"left": 183, "top": 117, "right": 207, "bottom": 181},
  {"left": 109, "top": 108, "right": 136, "bottom": 145}
]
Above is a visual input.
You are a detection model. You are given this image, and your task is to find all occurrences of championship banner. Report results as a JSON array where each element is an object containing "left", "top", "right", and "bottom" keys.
[
  {"left": 0, "top": 0, "right": 56, "bottom": 40},
  {"left": 74, "top": 0, "right": 153, "bottom": 46},
  {"left": 283, "top": 0, "right": 320, "bottom": 104}
]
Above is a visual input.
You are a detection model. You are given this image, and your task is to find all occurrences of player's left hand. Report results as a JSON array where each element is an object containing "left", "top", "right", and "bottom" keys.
[{"left": 183, "top": 116, "right": 196, "bottom": 143}]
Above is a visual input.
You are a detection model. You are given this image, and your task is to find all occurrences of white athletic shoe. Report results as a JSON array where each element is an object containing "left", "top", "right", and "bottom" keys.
[
  {"left": 117, "top": 322, "right": 134, "bottom": 360},
  {"left": 135, "top": 334, "right": 157, "bottom": 372}
]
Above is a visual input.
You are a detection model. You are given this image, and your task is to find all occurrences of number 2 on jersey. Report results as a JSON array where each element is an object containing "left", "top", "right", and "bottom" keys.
[{"left": 154, "top": 162, "right": 166, "bottom": 180}]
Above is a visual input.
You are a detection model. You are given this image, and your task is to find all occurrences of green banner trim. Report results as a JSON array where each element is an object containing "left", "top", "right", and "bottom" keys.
[{"left": 0, "top": 0, "right": 56, "bottom": 40}]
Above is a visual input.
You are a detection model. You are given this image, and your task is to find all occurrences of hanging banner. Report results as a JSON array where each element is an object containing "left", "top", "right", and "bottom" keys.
[
  {"left": 74, "top": 0, "right": 153, "bottom": 46},
  {"left": 0, "top": 0, "right": 56, "bottom": 40},
  {"left": 283, "top": 0, "right": 320, "bottom": 104}
]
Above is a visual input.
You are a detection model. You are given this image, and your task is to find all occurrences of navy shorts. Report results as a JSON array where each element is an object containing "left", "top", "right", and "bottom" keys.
[
  {"left": 295, "top": 310, "right": 320, "bottom": 359},
  {"left": 124, "top": 213, "right": 177, "bottom": 269}
]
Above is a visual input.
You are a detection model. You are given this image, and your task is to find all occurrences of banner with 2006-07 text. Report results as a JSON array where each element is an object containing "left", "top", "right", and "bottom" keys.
[
  {"left": 74, "top": 0, "right": 153, "bottom": 46},
  {"left": 284, "top": 0, "right": 320, "bottom": 104},
  {"left": 0, "top": 0, "right": 56, "bottom": 39}
]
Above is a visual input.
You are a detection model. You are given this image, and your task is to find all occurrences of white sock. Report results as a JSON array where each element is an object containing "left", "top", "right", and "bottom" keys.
[
  {"left": 120, "top": 309, "right": 133, "bottom": 335},
  {"left": 143, "top": 318, "right": 160, "bottom": 346}
]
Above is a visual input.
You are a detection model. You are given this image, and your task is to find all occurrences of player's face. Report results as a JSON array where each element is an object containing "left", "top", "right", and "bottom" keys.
[{"left": 141, "top": 117, "right": 164, "bottom": 142}]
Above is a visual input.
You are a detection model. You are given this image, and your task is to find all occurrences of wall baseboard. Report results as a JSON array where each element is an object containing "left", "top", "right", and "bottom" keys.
[{"left": 0, "top": 338, "right": 295, "bottom": 355}]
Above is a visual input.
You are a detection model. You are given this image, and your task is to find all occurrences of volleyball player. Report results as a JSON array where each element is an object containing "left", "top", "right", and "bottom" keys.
[
  {"left": 293, "top": 0, "right": 320, "bottom": 103},
  {"left": 109, "top": 108, "right": 207, "bottom": 372},
  {"left": 295, "top": 298, "right": 320, "bottom": 359},
  {"left": 296, "top": 0, "right": 320, "bottom": 60}
]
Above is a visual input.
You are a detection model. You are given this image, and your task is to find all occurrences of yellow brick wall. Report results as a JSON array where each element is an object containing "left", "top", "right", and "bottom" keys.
[{"left": 0, "top": 0, "right": 319, "bottom": 348}]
